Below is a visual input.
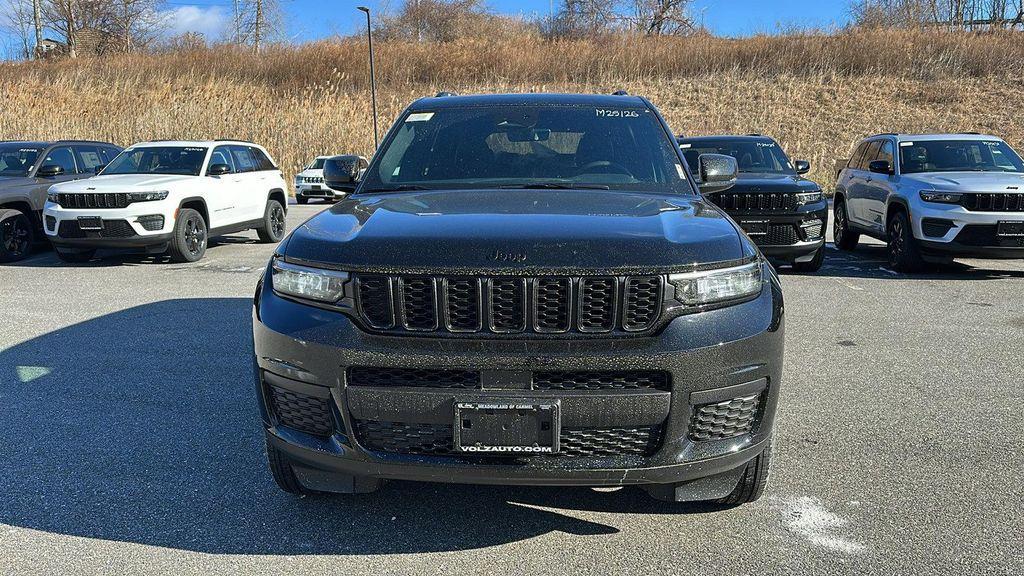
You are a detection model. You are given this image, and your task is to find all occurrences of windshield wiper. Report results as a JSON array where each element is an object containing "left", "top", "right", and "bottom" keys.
[
  {"left": 499, "top": 183, "right": 611, "bottom": 190},
  {"left": 360, "top": 184, "right": 432, "bottom": 193}
]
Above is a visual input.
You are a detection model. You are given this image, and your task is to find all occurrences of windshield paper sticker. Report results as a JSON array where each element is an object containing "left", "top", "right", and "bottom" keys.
[
  {"left": 595, "top": 109, "right": 640, "bottom": 118},
  {"left": 679, "top": 143, "right": 692, "bottom": 149},
  {"left": 406, "top": 112, "right": 435, "bottom": 122},
  {"left": 676, "top": 164, "right": 686, "bottom": 179},
  {"left": 899, "top": 142, "right": 913, "bottom": 147}
]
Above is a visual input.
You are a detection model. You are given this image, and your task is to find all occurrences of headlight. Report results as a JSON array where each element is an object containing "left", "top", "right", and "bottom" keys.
[
  {"left": 127, "top": 190, "right": 169, "bottom": 202},
  {"left": 794, "top": 190, "right": 823, "bottom": 205},
  {"left": 669, "top": 261, "right": 763, "bottom": 307},
  {"left": 46, "top": 191, "right": 59, "bottom": 203},
  {"left": 271, "top": 257, "right": 349, "bottom": 303},
  {"left": 920, "top": 191, "right": 962, "bottom": 204}
]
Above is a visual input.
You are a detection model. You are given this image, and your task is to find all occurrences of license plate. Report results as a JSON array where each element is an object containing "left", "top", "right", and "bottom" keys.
[
  {"left": 77, "top": 217, "right": 102, "bottom": 230},
  {"left": 740, "top": 220, "right": 768, "bottom": 235},
  {"left": 454, "top": 402, "right": 560, "bottom": 455},
  {"left": 997, "top": 221, "right": 1024, "bottom": 237}
]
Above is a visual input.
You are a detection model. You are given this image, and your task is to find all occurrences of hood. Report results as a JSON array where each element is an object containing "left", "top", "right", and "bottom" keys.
[
  {"left": 903, "top": 171, "right": 1024, "bottom": 192},
  {"left": 50, "top": 173, "right": 196, "bottom": 192},
  {"left": 284, "top": 189, "right": 751, "bottom": 273},
  {"left": 727, "top": 173, "right": 820, "bottom": 194}
]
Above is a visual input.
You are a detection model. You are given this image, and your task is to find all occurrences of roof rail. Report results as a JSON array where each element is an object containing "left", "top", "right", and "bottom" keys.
[
  {"left": 435, "top": 91, "right": 458, "bottom": 97},
  {"left": 611, "top": 90, "right": 629, "bottom": 96},
  {"left": 959, "top": 131, "right": 981, "bottom": 135},
  {"left": 746, "top": 133, "right": 763, "bottom": 137}
]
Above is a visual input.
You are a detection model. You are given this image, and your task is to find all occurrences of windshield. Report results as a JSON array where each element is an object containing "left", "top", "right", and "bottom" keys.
[
  {"left": 0, "top": 144, "right": 42, "bottom": 177},
  {"left": 102, "top": 146, "right": 208, "bottom": 176},
  {"left": 678, "top": 138, "right": 794, "bottom": 175},
  {"left": 360, "top": 105, "right": 691, "bottom": 194},
  {"left": 309, "top": 158, "right": 326, "bottom": 169},
  {"left": 899, "top": 139, "right": 1024, "bottom": 174}
]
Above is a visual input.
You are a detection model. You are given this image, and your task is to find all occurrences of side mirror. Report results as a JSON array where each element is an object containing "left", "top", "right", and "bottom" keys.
[
  {"left": 869, "top": 160, "right": 893, "bottom": 175},
  {"left": 323, "top": 154, "right": 369, "bottom": 193},
  {"left": 794, "top": 159, "right": 811, "bottom": 175},
  {"left": 93, "top": 164, "right": 106, "bottom": 175},
  {"left": 37, "top": 164, "right": 64, "bottom": 178},
  {"left": 696, "top": 153, "right": 738, "bottom": 194},
  {"left": 208, "top": 163, "right": 232, "bottom": 176}
]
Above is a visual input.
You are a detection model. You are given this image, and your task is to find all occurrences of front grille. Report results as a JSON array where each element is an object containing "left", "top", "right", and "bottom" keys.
[
  {"left": 302, "top": 176, "right": 325, "bottom": 184},
  {"left": 57, "top": 219, "right": 137, "bottom": 239},
  {"left": 533, "top": 370, "right": 670, "bottom": 391},
  {"left": 752, "top": 224, "right": 800, "bottom": 246},
  {"left": 959, "top": 192, "right": 1024, "bottom": 212},
  {"left": 689, "top": 393, "right": 762, "bottom": 441},
  {"left": 711, "top": 192, "right": 798, "bottom": 213},
  {"left": 955, "top": 224, "right": 1024, "bottom": 247},
  {"left": 347, "top": 367, "right": 481, "bottom": 389},
  {"left": 352, "top": 420, "right": 664, "bottom": 458},
  {"left": 266, "top": 385, "right": 334, "bottom": 436},
  {"left": 354, "top": 274, "right": 664, "bottom": 336},
  {"left": 55, "top": 192, "right": 131, "bottom": 209}
]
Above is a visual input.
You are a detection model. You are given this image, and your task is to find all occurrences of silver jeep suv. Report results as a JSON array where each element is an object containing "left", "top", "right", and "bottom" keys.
[{"left": 834, "top": 133, "right": 1024, "bottom": 271}]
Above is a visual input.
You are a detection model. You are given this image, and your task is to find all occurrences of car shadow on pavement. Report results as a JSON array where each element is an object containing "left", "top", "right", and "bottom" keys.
[
  {"left": 0, "top": 298, "right": 722, "bottom": 555},
  {"left": 794, "top": 244, "right": 1024, "bottom": 281}
]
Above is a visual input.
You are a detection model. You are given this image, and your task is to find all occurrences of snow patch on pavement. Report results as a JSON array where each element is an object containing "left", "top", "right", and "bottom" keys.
[{"left": 777, "top": 496, "right": 866, "bottom": 554}]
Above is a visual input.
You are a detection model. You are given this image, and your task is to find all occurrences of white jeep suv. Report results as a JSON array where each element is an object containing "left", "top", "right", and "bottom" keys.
[
  {"left": 43, "top": 140, "right": 289, "bottom": 263},
  {"left": 294, "top": 156, "right": 333, "bottom": 204}
]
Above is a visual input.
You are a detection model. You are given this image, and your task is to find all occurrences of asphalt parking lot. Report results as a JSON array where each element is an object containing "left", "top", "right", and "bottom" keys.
[{"left": 1, "top": 203, "right": 1022, "bottom": 575}]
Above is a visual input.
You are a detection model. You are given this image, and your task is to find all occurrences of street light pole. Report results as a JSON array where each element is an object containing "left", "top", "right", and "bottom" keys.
[{"left": 357, "top": 6, "right": 379, "bottom": 150}]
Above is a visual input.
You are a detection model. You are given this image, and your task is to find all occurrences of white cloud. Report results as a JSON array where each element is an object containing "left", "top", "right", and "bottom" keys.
[{"left": 162, "top": 5, "right": 228, "bottom": 40}]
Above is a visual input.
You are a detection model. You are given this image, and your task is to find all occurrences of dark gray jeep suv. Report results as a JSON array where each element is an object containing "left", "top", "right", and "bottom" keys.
[
  {"left": 252, "top": 93, "right": 784, "bottom": 505},
  {"left": 0, "top": 140, "right": 122, "bottom": 262}
]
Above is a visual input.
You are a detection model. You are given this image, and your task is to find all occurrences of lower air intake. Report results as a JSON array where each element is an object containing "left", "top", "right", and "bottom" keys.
[{"left": 688, "top": 393, "right": 762, "bottom": 441}]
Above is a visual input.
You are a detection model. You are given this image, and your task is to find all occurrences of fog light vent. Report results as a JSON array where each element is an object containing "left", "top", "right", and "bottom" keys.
[
  {"left": 136, "top": 215, "right": 165, "bottom": 231},
  {"left": 800, "top": 219, "right": 824, "bottom": 240},
  {"left": 921, "top": 218, "right": 956, "bottom": 238},
  {"left": 689, "top": 393, "right": 762, "bottom": 441},
  {"left": 45, "top": 215, "right": 56, "bottom": 232}
]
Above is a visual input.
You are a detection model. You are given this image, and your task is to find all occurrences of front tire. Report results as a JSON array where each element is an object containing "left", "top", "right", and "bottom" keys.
[
  {"left": 833, "top": 200, "right": 859, "bottom": 251},
  {"left": 886, "top": 210, "right": 924, "bottom": 272},
  {"left": 167, "top": 208, "right": 207, "bottom": 263},
  {"left": 256, "top": 199, "right": 286, "bottom": 243},
  {"left": 266, "top": 441, "right": 316, "bottom": 495},
  {"left": 792, "top": 246, "right": 825, "bottom": 273},
  {"left": 715, "top": 441, "right": 772, "bottom": 505},
  {"left": 0, "top": 208, "right": 34, "bottom": 263}
]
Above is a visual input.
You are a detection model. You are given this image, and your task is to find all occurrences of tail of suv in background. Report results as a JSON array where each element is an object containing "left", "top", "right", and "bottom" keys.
[
  {"left": 0, "top": 140, "right": 122, "bottom": 262},
  {"left": 834, "top": 133, "right": 1024, "bottom": 271},
  {"left": 678, "top": 135, "right": 827, "bottom": 272},
  {"left": 43, "top": 140, "right": 289, "bottom": 263}
]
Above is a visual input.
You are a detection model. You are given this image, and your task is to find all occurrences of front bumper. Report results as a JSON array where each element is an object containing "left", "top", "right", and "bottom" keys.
[
  {"left": 913, "top": 203, "right": 1024, "bottom": 259},
  {"left": 252, "top": 262, "right": 785, "bottom": 489},
  {"left": 43, "top": 201, "right": 176, "bottom": 249},
  {"left": 720, "top": 200, "right": 828, "bottom": 262},
  {"left": 295, "top": 183, "right": 338, "bottom": 199}
]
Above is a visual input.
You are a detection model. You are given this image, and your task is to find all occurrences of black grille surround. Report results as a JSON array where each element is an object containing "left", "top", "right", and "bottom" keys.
[
  {"left": 958, "top": 192, "right": 1024, "bottom": 212},
  {"left": 709, "top": 192, "right": 798, "bottom": 212},
  {"left": 354, "top": 274, "right": 667, "bottom": 336},
  {"left": 54, "top": 192, "right": 132, "bottom": 209}
]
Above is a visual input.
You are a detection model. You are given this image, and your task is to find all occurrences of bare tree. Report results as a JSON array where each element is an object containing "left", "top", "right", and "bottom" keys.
[
  {"left": 631, "top": 0, "right": 696, "bottom": 35},
  {"left": 851, "top": 0, "right": 1024, "bottom": 29},
  {"left": 236, "top": 0, "right": 283, "bottom": 51},
  {"left": 106, "top": 0, "right": 166, "bottom": 53},
  {"left": 376, "top": 0, "right": 530, "bottom": 42},
  {"left": 0, "top": 0, "right": 35, "bottom": 59}
]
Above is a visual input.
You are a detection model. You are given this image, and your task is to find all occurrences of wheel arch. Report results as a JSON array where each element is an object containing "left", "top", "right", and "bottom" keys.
[
  {"left": 267, "top": 188, "right": 287, "bottom": 213},
  {"left": 177, "top": 197, "right": 209, "bottom": 227},
  {"left": 885, "top": 197, "right": 911, "bottom": 224}
]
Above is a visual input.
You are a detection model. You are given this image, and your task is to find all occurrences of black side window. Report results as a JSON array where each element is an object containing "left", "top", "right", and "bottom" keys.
[
  {"left": 72, "top": 145, "right": 105, "bottom": 173},
  {"left": 249, "top": 147, "right": 275, "bottom": 171},
  {"left": 847, "top": 143, "right": 868, "bottom": 169},
  {"left": 209, "top": 146, "right": 236, "bottom": 173},
  {"left": 859, "top": 141, "right": 882, "bottom": 170},
  {"left": 41, "top": 147, "right": 77, "bottom": 174},
  {"left": 877, "top": 140, "right": 894, "bottom": 167},
  {"left": 229, "top": 145, "right": 257, "bottom": 173},
  {"left": 102, "top": 147, "right": 121, "bottom": 164}
]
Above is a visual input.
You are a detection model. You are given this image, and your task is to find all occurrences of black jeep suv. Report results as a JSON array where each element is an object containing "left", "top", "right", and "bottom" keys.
[
  {"left": 252, "top": 94, "right": 784, "bottom": 505},
  {"left": 678, "top": 135, "right": 828, "bottom": 272}
]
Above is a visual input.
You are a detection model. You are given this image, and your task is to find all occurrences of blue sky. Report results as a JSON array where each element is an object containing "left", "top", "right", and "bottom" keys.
[{"left": 1, "top": 0, "right": 852, "bottom": 55}]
